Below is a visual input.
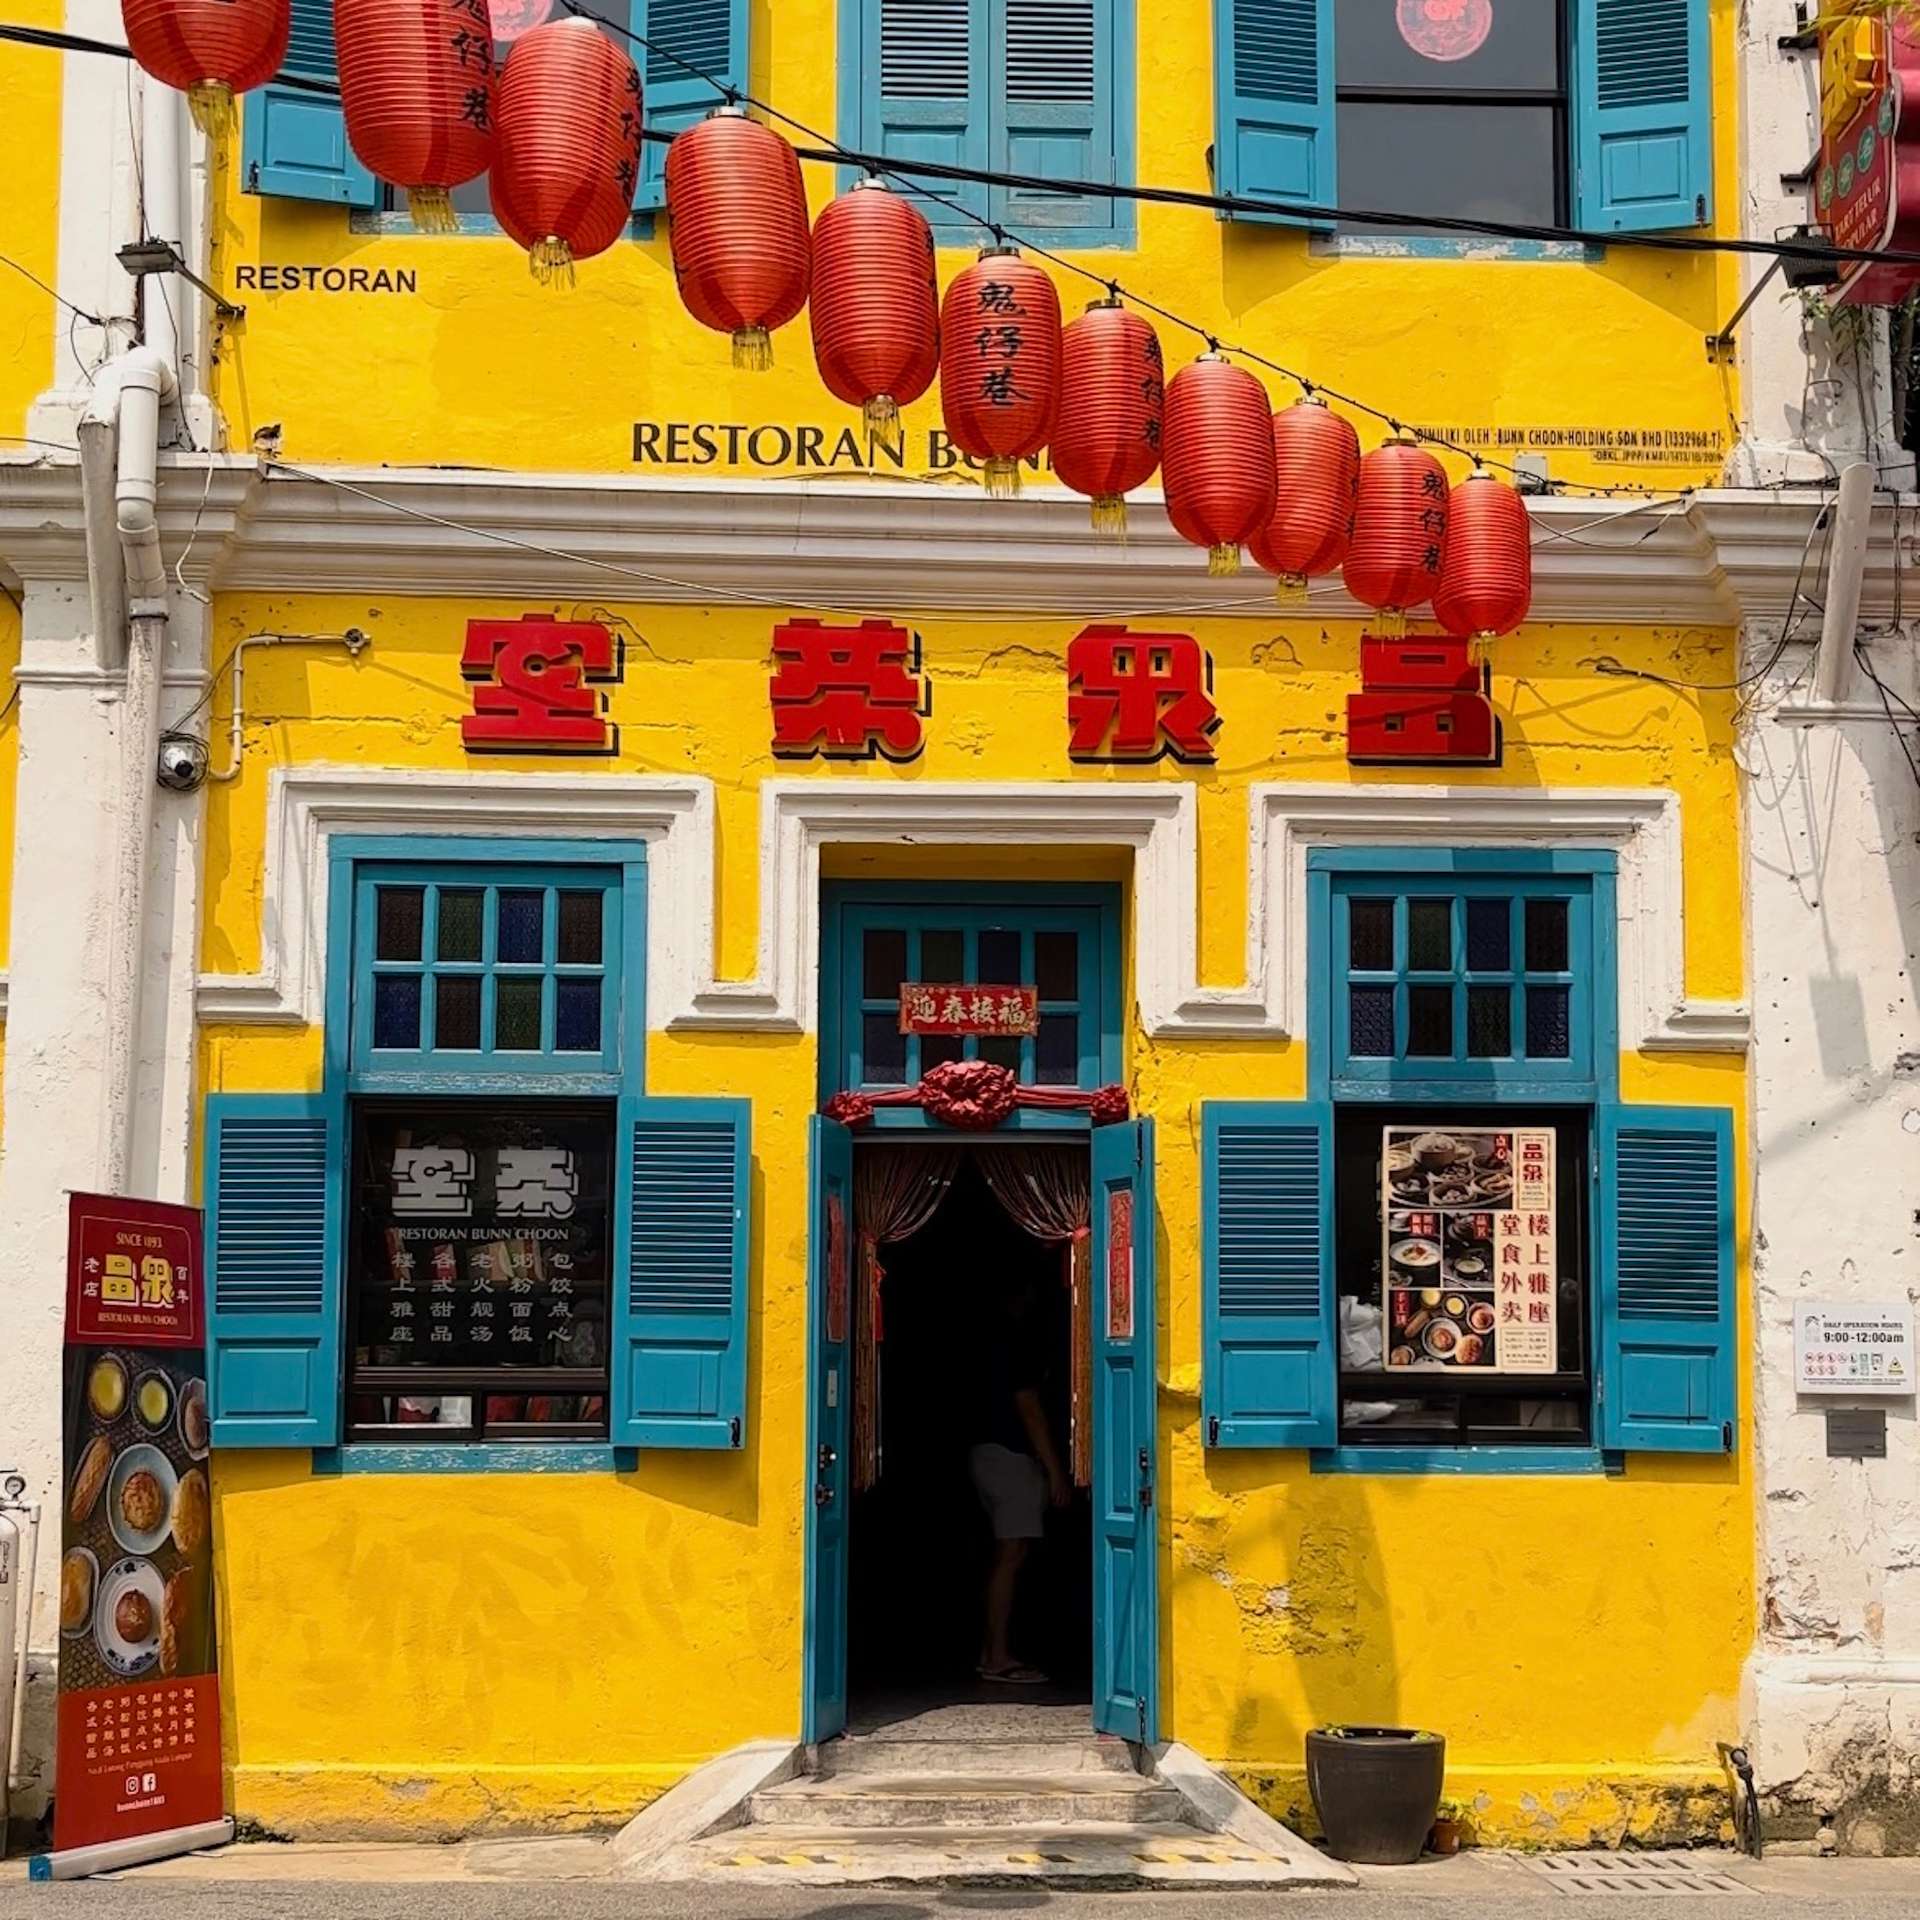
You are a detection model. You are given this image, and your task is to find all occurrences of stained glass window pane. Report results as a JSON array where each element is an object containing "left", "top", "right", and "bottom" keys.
[
  {"left": 557, "top": 892, "right": 603, "bottom": 966},
  {"left": 1036, "top": 1013, "right": 1078, "bottom": 1084},
  {"left": 1408, "top": 899, "right": 1452, "bottom": 972},
  {"left": 1034, "top": 931, "right": 1078, "bottom": 1001},
  {"left": 922, "top": 929, "right": 964, "bottom": 979},
  {"left": 373, "top": 974, "right": 422, "bottom": 1049},
  {"left": 495, "top": 977, "right": 543, "bottom": 1051},
  {"left": 978, "top": 1035, "right": 1022, "bottom": 1072},
  {"left": 864, "top": 929, "right": 908, "bottom": 998},
  {"left": 1407, "top": 984, "right": 1453, "bottom": 1057},
  {"left": 1526, "top": 898, "right": 1570, "bottom": 972},
  {"left": 1349, "top": 985, "right": 1395, "bottom": 1056},
  {"left": 436, "top": 889, "right": 483, "bottom": 962},
  {"left": 1467, "top": 986, "right": 1511, "bottom": 1058},
  {"left": 435, "top": 975, "right": 482, "bottom": 1051},
  {"left": 555, "top": 978, "right": 602, "bottom": 1053},
  {"left": 376, "top": 888, "right": 424, "bottom": 962},
  {"left": 1349, "top": 898, "right": 1393, "bottom": 971},
  {"left": 863, "top": 1012, "right": 908, "bottom": 1084},
  {"left": 1526, "top": 984, "right": 1571, "bottom": 1058},
  {"left": 978, "top": 930, "right": 1021, "bottom": 984},
  {"left": 1465, "top": 897, "right": 1511, "bottom": 972},
  {"left": 497, "top": 890, "right": 545, "bottom": 965},
  {"left": 919, "top": 1034, "right": 963, "bottom": 1070}
]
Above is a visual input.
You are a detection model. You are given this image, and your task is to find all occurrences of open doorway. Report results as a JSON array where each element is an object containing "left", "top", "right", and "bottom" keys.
[{"left": 847, "top": 1149, "right": 1093, "bottom": 1724}]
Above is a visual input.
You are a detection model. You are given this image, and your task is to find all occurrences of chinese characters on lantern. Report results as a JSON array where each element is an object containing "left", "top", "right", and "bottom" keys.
[
  {"left": 899, "top": 983, "right": 1039, "bottom": 1037},
  {"left": 462, "top": 614, "right": 623, "bottom": 754}
]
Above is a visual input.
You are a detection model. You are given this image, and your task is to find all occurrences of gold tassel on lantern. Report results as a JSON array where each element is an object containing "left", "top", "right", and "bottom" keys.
[
  {"left": 1208, "top": 542, "right": 1242, "bottom": 578},
  {"left": 1089, "top": 494, "right": 1128, "bottom": 538},
  {"left": 529, "top": 237, "right": 576, "bottom": 289},
  {"left": 186, "top": 82, "right": 235, "bottom": 139},
  {"left": 983, "top": 457, "right": 1021, "bottom": 499},
  {"left": 863, "top": 394, "right": 903, "bottom": 452},
  {"left": 732, "top": 325, "right": 773, "bottom": 372},
  {"left": 1376, "top": 607, "right": 1410, "bottom": 637},
  {"left": 406, "top": 187, "right": 458, "bottom": 234},
  {"left": 1273, "top": 572, "right": 1309, "bottom": 607}
]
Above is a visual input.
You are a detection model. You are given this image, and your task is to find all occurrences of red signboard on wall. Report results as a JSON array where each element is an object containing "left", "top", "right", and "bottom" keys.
[
  {"left": 462, "top": 615, "right": 623, "bottom": 755},
  {"left": 898, "top": 984, "right": 1039, "bottom": 1036},
  {"left": 1819, "top": 13, "right": 1920, "bottom": 307}
]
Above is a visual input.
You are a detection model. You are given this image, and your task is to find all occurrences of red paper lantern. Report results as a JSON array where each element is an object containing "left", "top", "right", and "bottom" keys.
[
  {"left": 1343, "top": 438, "right": 1450, "bottom": 631},
  {"left": 938, "top": 244, "right": 1062, "bottom": 497},
  {"left": 334, "top": 0, "right": 495, "bottom": 232},
  {"left": 122, "top": 0, "right": 288, "bottom": 135},
  {"left": 808, "top": 180, "right": 937, "bottom": 446},
  {"left": 1050, "top": 299, "right": 1164, "bottom": 536},
  {"left": 1250, "top": 399, "right": 1360, "bottom": 604},
  {"left": 488, "top": 18, "right": 642, "bottom": 285},
  {"left": 1160, "top": 353, "right": 1276, "bottom": 576},
  {"left": 667, "top": 108, "right": 812, "bottom": 371},
  {"left": 1434, "top": 472, "right": 1532, "bottom": 638}
]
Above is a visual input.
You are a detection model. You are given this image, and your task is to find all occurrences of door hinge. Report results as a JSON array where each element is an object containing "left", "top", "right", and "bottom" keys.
[
  {"left": 1137, "top": 1445, "right": 1153, "bottom": 1509},
  {"left": 1208, "top": 1415, "right": 1219, "bottom": 1447},
  {"left": 730, "top": 1416, "right": 742, "bottom": 1448},
  {"left": 1137, "top": 1697, "right": 1148, "bottom": 1747}
]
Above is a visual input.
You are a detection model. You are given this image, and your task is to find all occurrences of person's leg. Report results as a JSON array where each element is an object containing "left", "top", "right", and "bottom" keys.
[{"left": 981, "top": 1538, "right": 1029, "bottom": 1673}]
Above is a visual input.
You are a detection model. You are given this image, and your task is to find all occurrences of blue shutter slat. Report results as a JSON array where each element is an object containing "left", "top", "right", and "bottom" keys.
[
  {"left": 1212, "top": 0, "right": 1334, "bottom": 228},
  {"left": 1573, "top": 0, "right": 1711, "bottom": 232},
  {"left": 241, "top": 0, "right": 378, "bottom": 207},
  {"left": 613, "top": 1095, "right": 751, "bottom": 1447},
  {"left": 1598, "top": 1104, "right": 1735, "bottom": 1453},
  {"left": 860, "top": 0, "right": 992, "bottom": 231},
  {"left": 635, "top": 0, "right": 748, "bottom": 210},
  {"left": 1202, "top": 1101, "right": 1336, "bottom": 1448},
  {"left": 205, "top": 1093, "right": 344, "bottom": 1448},
  {"left": 993, "top": 0, "right": 1116, "bottom": 239}
]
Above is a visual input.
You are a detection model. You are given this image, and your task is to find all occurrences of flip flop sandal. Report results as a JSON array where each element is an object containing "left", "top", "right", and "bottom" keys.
[{"left": 978, "top": 1663, "right": 1051, "bottom": 1686}]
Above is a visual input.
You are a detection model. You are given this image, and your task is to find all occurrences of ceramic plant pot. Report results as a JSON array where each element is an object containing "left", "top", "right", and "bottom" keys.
[{"left": 1306, "top": 1724, "right": 1447, "bottom": 1865}]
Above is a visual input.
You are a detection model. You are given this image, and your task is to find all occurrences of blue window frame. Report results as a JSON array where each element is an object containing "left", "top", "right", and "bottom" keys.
[
  {"left": 840, "top": 0, "right": 1136, "bottom": 251},
  {"left": 820, "top": 883, "right": 1122, "bottom": 1127}
]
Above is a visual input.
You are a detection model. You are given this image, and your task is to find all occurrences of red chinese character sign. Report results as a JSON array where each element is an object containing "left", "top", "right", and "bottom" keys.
[
  {"left": 462, "top": 614, "right": 623, "bottom": 754},
  {"left": 48, "top": 1196, "right": 224, "bottom": 1874},
  {"left": 1817, "top": 10, "right": 1920, "bottom": 307},
  {"left": 770, "top": 618, "right": 929, "bottom": 760},
  {"left": 899, "top": 984, "right": 1039, "bottom": 1036},
  {"left": 1066, "top": 625, "right": 1219, "bottom": 764},
  {"left": 1347, "top": 635, "right": 1501, "bottom": 767}
]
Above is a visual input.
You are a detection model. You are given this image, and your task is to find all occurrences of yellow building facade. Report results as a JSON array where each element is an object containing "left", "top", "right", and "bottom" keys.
[{"left": 3, "top": 0, "right": 1768, "bottom": 1855}]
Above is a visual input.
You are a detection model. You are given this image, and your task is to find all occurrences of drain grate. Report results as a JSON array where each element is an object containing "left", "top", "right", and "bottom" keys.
[{"left": 1526, "top": 1851, "right": 1751, "bottom": 1895}]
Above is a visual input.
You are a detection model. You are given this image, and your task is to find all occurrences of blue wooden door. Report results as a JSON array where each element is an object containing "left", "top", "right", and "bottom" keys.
[
  {"left": 1091, "top": 1118, "right": 1158, "bottom": 1744},
  {"left": 804, "top": 1116, "right": 855, "bottom": 1743}
]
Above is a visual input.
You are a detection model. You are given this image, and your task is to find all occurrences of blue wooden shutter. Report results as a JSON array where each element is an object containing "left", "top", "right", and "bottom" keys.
[
  {"left": 613, "top": 1095, "right": 750, "bottom": 1447},
  {"left": 859, "top": 0, "right": 992, "bottom": 231},
  {"left": 992, "top": 0, "right": 1118, "bottom": 242},
  {"left": 205, "top": 1092, "right": 344, "bottom": 1448},
  {"left": 1598, "top": 1104, "right": 1735, "bottom": 1453},
  {"left": 1202, "top": 1101, "right": 1335, "bottom": 1448},
  {"left": 635, "top": 0, "right": 748, "bottom": 210},
  {"left": 1211, "top": 0, "right": 1333, "bottom": 226},
  {"left": 1572, "top": 0, "right": 1711, "bottom": 232},
  {"left": 241, "top": 0, "right": 378, "bottom": 207}
]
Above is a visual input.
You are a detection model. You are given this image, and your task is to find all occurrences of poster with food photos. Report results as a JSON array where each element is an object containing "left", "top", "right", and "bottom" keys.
[{"left": 1381, "top": 1127, "right": 1557, "bottom": 1375}]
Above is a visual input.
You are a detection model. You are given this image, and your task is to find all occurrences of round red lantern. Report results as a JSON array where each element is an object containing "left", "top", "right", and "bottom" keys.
[
  {"left": 1434, "top": 471, "right": 1532, "bottom": 638},
  {"left": 938, "top": 244, "right": 1062, "bottom": 497},
  {"left": 122, "top": 0, "right": 288, "bottom": 135},
  {"left": 1160, "top": 353, "right": 1276, "bottom": 576},
  {"left": 1050, "top": 298, "right": 1164, "bottom": 537},
  {"left": 1250, "top": 398, "right": 1360, "bottom": 604},
  {"left": 334, "top": 0, "right": 494, "bottom": 232},
  {"left": 1343, "top": 437, "right": 1450, "bottom": 631},
  {"left": 488, "top": 18, "right": 642, "bottom": 285},
  {"left": 808, "top": 180, "right": 937, "bottom": 445},
  {"left": 667, "top": 108, "right": 812, "bottom": 371}
]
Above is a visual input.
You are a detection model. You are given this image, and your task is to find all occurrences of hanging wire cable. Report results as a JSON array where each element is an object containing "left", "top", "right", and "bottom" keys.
[
  {"left": 0, "top": 250, "right": 109, "bottom": 329},
  {"left": 1854, "top": 643, "right": 1920, "bottom": 794}
]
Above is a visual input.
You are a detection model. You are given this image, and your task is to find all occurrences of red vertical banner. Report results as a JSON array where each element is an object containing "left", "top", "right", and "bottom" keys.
[
  {"left": 53, "top": 1196, "right": 223, "bottom": 1859},
  {"left": 1106, "top": 1187, "right": 1135, "bottom": 1342}
]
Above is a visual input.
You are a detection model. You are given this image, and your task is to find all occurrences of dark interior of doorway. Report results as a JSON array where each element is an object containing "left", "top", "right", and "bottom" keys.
[{"left": 848, "top": 1152, "right": 1092, "bottom": 1720}]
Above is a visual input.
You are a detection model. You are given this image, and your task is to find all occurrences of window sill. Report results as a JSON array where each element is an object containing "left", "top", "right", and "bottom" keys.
[
  {"left": 1308, "top": 235, "right": 1601, "bottom": 263},
  {"left": 1311, "top": 1444, "right": 1617, "bottom": 1476},
  {"left": 314, "top": 1443, "right": 634, "bottom": 1475}
]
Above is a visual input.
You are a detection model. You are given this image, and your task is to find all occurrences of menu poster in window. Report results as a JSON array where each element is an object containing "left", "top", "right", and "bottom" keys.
[
  {"left": 50, "top": 1194, "right": 225, "bottom": 1871},
  {"left": 1382, "top": 1127, "right": 1556, "bottom": 1375}
]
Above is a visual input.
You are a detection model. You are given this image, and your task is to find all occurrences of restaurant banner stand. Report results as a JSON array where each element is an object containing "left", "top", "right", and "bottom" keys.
[{"left": 30, "top": 1194, "right": 233, "bottom": 1882}]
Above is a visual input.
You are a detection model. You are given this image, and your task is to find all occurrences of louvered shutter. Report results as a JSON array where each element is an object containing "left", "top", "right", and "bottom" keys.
[
  {"left": 994, "top": 0, "right": 1117, "bottom": 239},
  {"left": 613, "top": 1095, "right": 751, "bottom": 1448},
  {"left": 1212, "top": 0, "right": 1334, "bottom": 226},
  {"left": 241, "top": 0, "right": 378, "bottom": 207},
  {"left": 636, "top": 0, "right": 750, "bottom": 209},
  {"left": 1202, "top": 1101, "right": 1336, "bottom": 1448},
  {"left": 205, "top": 1093, "right": 345, "bottom": 1447},
  {"left": 1597, "top": 1104, "right": 1735, "bottom": 1452},
  {"left": 1572, "top": 0, "right": 1711, "bottom": 231},
  {"left": 860, "top": 0, "right": 992, "bottom": 227}
]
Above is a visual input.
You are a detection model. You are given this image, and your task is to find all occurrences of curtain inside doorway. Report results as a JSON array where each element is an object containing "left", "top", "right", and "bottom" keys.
[
  {"left": 853, "top": 1147, "right": 960, "bottom": 1491},
  {"left": 979, "top": 1147, "right": 1094, "bottom": 1490}
]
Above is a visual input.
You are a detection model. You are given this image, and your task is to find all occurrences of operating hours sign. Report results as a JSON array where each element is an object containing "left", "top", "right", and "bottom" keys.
[{"left": 1794, "top": 1301, "right": 1914, "bottom": 1396}]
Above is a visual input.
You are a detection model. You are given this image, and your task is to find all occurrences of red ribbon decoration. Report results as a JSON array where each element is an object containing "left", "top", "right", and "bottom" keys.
[{"left": 823, "top": 1059, "right": 1130, "bottom": 1130}]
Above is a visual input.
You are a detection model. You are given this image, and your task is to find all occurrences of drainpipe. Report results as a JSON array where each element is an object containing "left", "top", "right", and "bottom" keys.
[{"left": 77, "top": 345, "right": 177, "bottom": 1196}]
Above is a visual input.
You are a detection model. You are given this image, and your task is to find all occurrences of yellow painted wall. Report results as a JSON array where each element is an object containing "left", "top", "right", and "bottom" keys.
[
  {"left": 202, "top": 0, "right": 1744, "bottom": 489},
  {"left": 200, "top": 596, "right": 1749, "bottom": 1845},
  {"left": 0, "top": 0, "right": 62, "bottom": 444}
]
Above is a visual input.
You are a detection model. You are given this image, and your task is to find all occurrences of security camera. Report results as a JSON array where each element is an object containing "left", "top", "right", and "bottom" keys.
[{"left": 156, "top": 734, "right": 209, "bottom": 793}]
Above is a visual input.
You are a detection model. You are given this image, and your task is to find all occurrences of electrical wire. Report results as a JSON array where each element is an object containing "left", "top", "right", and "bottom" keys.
[
  {"left": 1855, "top": 643, "right": 1920, "bottom": 793},
  {"left": 0, "top": 250, "right": 108, "bottom": 328}
]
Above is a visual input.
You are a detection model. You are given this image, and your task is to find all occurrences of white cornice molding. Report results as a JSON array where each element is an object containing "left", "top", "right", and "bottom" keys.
[
  {"left": 200, "top": 770, "right": 1746, "bottom": 1053},
  {"left": 1, "top": 452, "right": 1891, "bottom": 630}
]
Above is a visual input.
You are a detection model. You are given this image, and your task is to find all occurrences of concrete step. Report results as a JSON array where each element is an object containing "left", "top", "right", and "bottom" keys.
[
  {"left": 749, "top": 1771, "right": 1186, "bottom": 1831},
  {"left": 816, "top": 1735, "right": 1139, "bottom": 1778}
]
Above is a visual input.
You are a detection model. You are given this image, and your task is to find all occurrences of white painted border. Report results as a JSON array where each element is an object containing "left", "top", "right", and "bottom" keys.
[{"left": 199, "top": 770, "right": 1749, "bottom": 1052}]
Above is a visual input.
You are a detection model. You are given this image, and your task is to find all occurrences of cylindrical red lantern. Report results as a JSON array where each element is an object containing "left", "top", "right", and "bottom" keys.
[
  {"left": 1050, "top": 299, "right": 1164, "bottom": 537},
  {"left": 1343, "top": 438, "right": 1450, "bottom": 631},
  {"left": 667, "top": 108, "right": 812, "bottom": 371},
  {"left": 1160, "top": 353, "right": 1275, "bottom": 576},
  {"left": 122, "top": 0, "right": 288, "bottom": 135},
  {"left": 808, "top": 180, "right": 937, "bottom": 445},
  {"left": 488, "top": 17, "right": 642, "bottom": 285},
  {"left": 1434, "top": 472, "right": 1532, "bottom": 638},
  {"left": 1250, "top": 399, "right": 1360, "bottom": 604},
  {"left": 334, "top": 0, "right": 494, "bottom": 232},
  {"left": 938, "top": 244, "right": 1062, "bottom": 497}
]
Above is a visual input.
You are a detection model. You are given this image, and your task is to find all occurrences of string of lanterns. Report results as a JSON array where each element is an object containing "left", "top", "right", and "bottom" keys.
[{"left": 119, "top": 0, "right": 1533, "bottom": 634}]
